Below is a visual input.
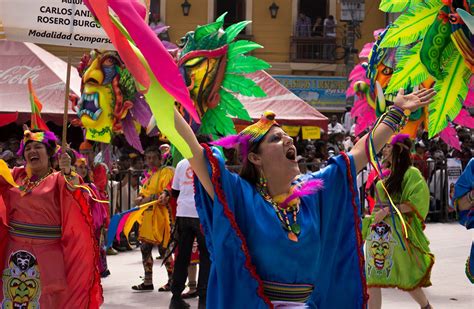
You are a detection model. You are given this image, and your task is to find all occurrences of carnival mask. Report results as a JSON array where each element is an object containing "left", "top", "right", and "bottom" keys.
[{"left": 2, "top": 251, "right": 41, "bottom": 309}]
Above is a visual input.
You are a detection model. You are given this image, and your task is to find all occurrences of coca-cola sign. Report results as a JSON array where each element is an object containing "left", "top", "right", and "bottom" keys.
[{"left": 0, "top": 65, "right": 43, "bottom": 85}]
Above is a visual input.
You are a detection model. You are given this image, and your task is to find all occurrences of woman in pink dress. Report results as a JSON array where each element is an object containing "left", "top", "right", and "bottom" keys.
[
  {"left": 75, "top": 156, "right": 110, "bottom": 277},
  {"left": 0, "top": 129, "right": 103, "bottom": 308}
]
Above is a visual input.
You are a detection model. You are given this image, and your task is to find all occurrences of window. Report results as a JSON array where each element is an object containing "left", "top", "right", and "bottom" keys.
[
  {"left": 149, "top": 0, "right": 160, "bottom": 24},
  {"left": 215, "top": 0, "right": 246, "bottom": 28},
  {"left": 298, "top": 0, "right": 327, "bottom": 36}
]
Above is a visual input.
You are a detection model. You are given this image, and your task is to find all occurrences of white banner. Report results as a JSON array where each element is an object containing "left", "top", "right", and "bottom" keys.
[{"left": 0, "top": 0, "right": 114, "bottom": 49}]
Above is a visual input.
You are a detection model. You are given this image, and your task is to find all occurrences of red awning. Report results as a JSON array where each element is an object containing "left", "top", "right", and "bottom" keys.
[
  {"left": 234, "top": 71, "right": 328, "bottom": 130},
  {"left": 0, "top": 112, "right": 18, "bottom": 127},
  {"left": 0, "top": 40, "right": 80, "bottom": 125}
]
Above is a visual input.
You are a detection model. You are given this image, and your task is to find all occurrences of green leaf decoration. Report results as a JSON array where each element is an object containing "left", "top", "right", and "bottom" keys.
[
  {"left": 215, "top": 12, "right": 228, "bottom": 24},
  {"left": 117, "top": 67, "right": 137, "bottom": 101},
  {"left": 420, "top": 6, "right": 452, "bottom": 80},
  {"left": 225, "top": 20, "right": 252, "bottom": 43},
  {"left": 222, "top": 74, "right": 266, "bottom": 97},
  {"left": 195, "top": 20, "right": 223, "bottom": 41},
  {"left": 219, "top": 89, "right": 252, "bottom": 121},
  {"left": 226, "top": 55, "right": 271, "bottom": 74},
  {"left": 428, "top": 51, "right": 469, "bottom": 137},
  {"left": 180, "top": 32, "right": 197, "bottom": 56},
  {"left": 228, "top": 40, "right": 263, "bottom": 59},
  {"left": 379, "top": 0, "right": 423, "bottom": 12},
  {"left": 199, "top": 105, "right": 236, "bottom": 136},
  {"left": 440, "top": 40, "right": 456, "bottom": 70},
  {"left": 196, "top": 32, "right": 223, "bottom": 51},
  {"left": 380, "top": 1, "right": 441, "bottom": 48},
  {"left": 386, "top": 42, "right": 429, "bottom": 94}
]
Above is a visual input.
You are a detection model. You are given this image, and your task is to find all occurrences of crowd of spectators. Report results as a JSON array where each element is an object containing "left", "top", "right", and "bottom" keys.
[{"left": 1, "top": 118, "right": 472, "bottom": 217}]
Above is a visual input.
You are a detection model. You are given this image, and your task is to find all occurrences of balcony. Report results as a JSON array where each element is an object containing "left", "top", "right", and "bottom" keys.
[{"left": 290, "top": 36, "right": 341, "bottom": 63}]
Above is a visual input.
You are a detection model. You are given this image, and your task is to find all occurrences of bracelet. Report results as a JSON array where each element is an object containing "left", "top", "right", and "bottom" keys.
[{"left": 381, "top": 106, "right": 409, "bottom": 132}]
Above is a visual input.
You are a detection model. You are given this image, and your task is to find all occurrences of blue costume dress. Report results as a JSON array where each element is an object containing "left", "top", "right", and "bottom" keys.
[
  {"left": 194, "top": 145, "right": 367, "bottom": 308},
  {"left": 453, "top": 158, "right": 474, "bottom": 283}
]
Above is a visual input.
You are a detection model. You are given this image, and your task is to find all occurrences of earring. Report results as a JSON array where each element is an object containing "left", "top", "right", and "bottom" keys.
[{"left": 258, "top": 169, "right": 268, "bottom": 191}]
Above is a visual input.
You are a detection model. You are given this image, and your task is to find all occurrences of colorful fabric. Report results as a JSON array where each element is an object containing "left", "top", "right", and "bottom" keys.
[
  {"left": 453, "top": 158, "right": 474, "bottom": 284},
  {"left": 363, "top": 167, "right": 434, "bottom": 290},
  {"left": 453, "top": 158, "right": 474, "bottom": 227},
  {"left": 27, "top": 78, "right": 49, "bottom": 131},
  {"left": 83, "top": 0, "right": 197, "bottom": 158},
  {"left": 0, "top": 167, "right": 103, "bottom": 308},
  {"left": 9, "top": 220, "right": 61, "bottom": 239},
  {"left": 262, "top": 280, "right": 314, "bottom": 303},
  {"left": 138, "top": 166, "right": 174, "bottom": 246},
  {"left": 194, "top": 145, "right": 367, "bottom": 308}
]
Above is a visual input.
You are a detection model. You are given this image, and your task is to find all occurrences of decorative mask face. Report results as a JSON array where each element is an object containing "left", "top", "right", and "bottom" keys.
[
  {"left": 174, "top": 15, "right": 268, "bottom": 137},
  {"left": 2, "top": 251, "right": 41, "bottom": 309},
  {"left": 178, "top": 34, "right": 228, "bottom": 121},
  {"left": 366, "top": 221, "right": 395, "bottom": 277},
  {"left": 74, "top": 51, "right": 137, "bottom": 143}
]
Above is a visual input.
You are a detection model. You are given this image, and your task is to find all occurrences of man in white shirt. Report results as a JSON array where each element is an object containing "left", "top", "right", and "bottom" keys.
[
  {"left": 342, "top": 106, "right": 354, "bottom": 133},
  {"left": 328, "top": 115, "right": 346, "bottom": 135},
  {"left": 170, "top": 155, "right": 211, "bottom": 309}
]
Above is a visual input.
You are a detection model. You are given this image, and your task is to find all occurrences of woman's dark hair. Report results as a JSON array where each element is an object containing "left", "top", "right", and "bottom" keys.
[
  {"left": 81, "top": 168, "right": 92, "bottom": 183},
  {"left": 384, "top": 138, "right": 412, "bottom": 195},
  {"left": 144, "top": 145, "right": 161, "bottom": 157},
  {"left": 239, "top": 139, "right": 264, "bottom": 186}
]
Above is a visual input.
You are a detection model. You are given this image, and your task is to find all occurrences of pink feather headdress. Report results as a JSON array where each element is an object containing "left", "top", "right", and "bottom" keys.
[
  {"left": 389, "top": 133, "right": 410, "bottom": 150},
  {"left": 211, "top": 111, "right": 279, "bottom": 161}
]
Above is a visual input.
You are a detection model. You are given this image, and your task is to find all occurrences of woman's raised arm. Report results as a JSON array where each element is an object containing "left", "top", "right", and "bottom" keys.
[
  {"left": 173, "top": 108, "right": 215, "bottom": 199},
  {"left": 350, "top": 88, "right": 436, "bottom": 172}
]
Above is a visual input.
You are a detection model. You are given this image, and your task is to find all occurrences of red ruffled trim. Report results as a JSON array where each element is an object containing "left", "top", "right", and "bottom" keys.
[
  {"left": 466, "top": 256, "right": 474, "bottom": 284},
  {"left": 203, "top": 145, "right": 273, "bottom": 308},
  {"left": 341, "top": 152, "right": 369, "bottom": 307},
  {"left": 72, "top": 188, "right": 104, "bottom": 308}
]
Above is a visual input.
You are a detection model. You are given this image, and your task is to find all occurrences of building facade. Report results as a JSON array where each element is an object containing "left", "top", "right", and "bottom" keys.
[{"left": 0, "top": 0, "right": 387, "bottom": 113}]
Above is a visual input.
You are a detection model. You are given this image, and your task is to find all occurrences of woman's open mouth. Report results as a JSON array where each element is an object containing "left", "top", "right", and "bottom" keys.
[
  {"left": 286, "top": 147, "right": 296, "bottom": 161},
  {"left": 28, "top": 155, "right": 40, "bottom": 162}
]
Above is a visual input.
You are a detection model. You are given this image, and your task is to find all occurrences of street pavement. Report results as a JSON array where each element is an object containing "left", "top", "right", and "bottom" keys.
[{"left": 102, "top": 222, "right": 473, "bottom": 308}]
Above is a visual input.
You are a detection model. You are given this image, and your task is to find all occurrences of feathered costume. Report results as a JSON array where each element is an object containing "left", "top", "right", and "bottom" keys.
[{"left": 347, "top": 0, "right": 473, "bottom": 149}]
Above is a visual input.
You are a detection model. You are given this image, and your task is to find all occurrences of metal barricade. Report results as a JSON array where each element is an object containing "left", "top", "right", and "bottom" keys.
[
  {"left": 425, "top": 159, "right": 449, "bottom": 222},
  {"left": 108, "top": 169, "right": 143, "bottom": 215},
  {"left": 107, "top": 160, "right": 450, "bottom": 222}
]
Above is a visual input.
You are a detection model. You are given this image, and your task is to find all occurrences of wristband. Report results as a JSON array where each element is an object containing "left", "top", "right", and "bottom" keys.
[{"left": 381, "top": 106, "right": 409, "bottom": 132}]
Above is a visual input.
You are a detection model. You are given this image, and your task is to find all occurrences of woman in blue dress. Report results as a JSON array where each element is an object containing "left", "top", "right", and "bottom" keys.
[
  {"left": 453, "top": 158, "right": 474, "bottom": 283},
  {"left": 170, "top": 88, "right": 435, "bottom": 309}
]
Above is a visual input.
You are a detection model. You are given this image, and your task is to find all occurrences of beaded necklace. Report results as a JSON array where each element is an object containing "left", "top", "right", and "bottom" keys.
[
  {"left": 257, "top": 183, "right": 301, "bottom": 242},
  {"left": 19, "top": 169, "right": 53, "bottom": 196}
]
